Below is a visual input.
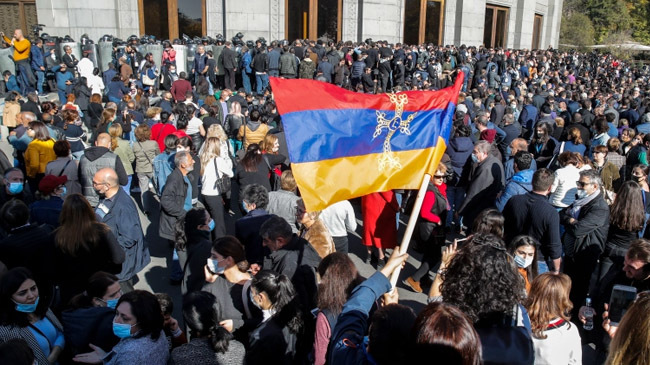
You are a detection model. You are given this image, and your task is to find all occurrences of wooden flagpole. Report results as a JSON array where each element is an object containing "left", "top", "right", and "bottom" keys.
[{"left": 389, "top": 172, "right": 432, "bottom": 288}]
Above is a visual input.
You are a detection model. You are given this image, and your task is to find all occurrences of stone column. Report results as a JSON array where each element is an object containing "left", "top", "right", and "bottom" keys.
[
  {"left": 207, "top": 0, "right": 224, "bottom": 37},
  {"left": 342, "top": 0, "right": 359, "bottom": 42}
]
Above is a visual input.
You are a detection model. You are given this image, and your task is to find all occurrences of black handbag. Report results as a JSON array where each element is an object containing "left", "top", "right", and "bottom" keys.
[
  {"left": 213, "top": 157, "right": 231, "bottom": 194},
  {"left": 263, "top": 155, "right": 281, "bottom": 191}
]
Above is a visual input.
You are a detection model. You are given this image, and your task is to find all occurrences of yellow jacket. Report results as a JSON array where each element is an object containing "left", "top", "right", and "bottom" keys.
[
  {"left": 2, "top": 36, "right": 30, "bottom": 62},
  {"left": 25, "top": 139, "right": 56, "bottom": 177}
]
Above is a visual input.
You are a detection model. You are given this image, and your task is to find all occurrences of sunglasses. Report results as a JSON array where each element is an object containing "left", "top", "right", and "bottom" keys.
[
  {"left": 433, "top": 175, "right": 446, "bottom": 179},
  {"left": 575, "top": 181, "right": 589, "bottom": 187}
]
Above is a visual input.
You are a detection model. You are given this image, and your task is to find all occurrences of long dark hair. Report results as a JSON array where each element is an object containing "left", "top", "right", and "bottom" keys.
[
  {"left": 317, "top": 253, "right": 361, "bottom": 317},
  {"left": 252, "top": 270, "right": 303, "bottom": 334},
  {"left": 241, "top": 143, "right": 263, "bottom": 172},
  {"left": 116, "top": 290, "right": 164, "bottom": 340},
  {"left": 213, "top": 236, "right": 249, "bottom": 273},
  {"left": 182, "top": 291, "right": 233, "bottom": 353},
  {"left": 175, "top": 208, "right": 208, "bottom": 251},
  {"left": 0, "top": 268, "right": 48, "bottom": 327},
  {"left": 610, "top": 181, "right": 645, "bottom": 232},
  {"left": 55, "top": 194, "right": 111, "bottom": 256},
  {"left": 471, "top": 208, "right": 504, "bottom": 238},
  {"left": 508, "top": 235, "right": 539, "bottom": 283},
  {"left": 67, "top": 271, "right": 119, "bottom": 309},
  {"left": 441, "top": 234, "right": 525, "bottom": 323}
]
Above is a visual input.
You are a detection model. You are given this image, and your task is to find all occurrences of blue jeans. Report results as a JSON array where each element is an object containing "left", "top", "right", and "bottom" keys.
[
  {"left": 58, "top": 89, "right": 67, "bottom": 104},
  {"left": 446, "top": 186, "right": 466, "bottom": 227},
  {"left": 121, "top": 175, "right": 132, "bottom": 195},
  {"left": 170, "top": 248, "right": 183, "bottom": 281},
  {"left": 242, "top": 72, "right": 252, "bottom": 94},
  {"left": 35, "top": 70, "right": 45, "bottom": 94},
  {"left": 255, "top": 73, "right": 269, "bottom": 95},
  {"left": 71, "top": 150, "right": 85, "bottom": 160},
  {"left": 537, "top": 260, "right": 549, "bottom": 274},
  {"left": 395, "top": 192, "right": 403, "bottom": 229}
]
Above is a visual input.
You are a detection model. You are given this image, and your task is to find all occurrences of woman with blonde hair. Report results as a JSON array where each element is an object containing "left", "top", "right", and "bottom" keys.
[
  {"left": 200, "top": 137, "right": 233, "bottom": 237},
  {"left": 525, "top": 272, "right": 581, "bottom": 364},
  {"left": 108, "top": 123, "right": 135, "bottom": 194},
  {"left": 605, "top": 293, "right": 650, "bottom": 365},
  {"left": 296, "top": 199, "right": 335, "bottom": 258}
]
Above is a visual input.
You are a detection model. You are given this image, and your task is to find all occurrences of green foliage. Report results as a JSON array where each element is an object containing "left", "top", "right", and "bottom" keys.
[
  {"left": 559, "top": 13, "right": 595, "bottom": 49},
  {"left": 565, "top": 0, "right": 650, "bottom": 44}
]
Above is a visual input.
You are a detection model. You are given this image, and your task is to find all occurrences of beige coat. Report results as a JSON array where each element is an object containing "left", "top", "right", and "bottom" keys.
[
  {"left": 300, "top": 219, "right": 335, "bottom": 259},
  {"left": 2, "top": 101, "right": 20, "bottom": 128}
]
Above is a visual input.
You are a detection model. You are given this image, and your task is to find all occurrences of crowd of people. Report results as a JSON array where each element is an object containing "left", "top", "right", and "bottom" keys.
[{"left": 1, "top": 26, "right": 650, "bottom": 364}]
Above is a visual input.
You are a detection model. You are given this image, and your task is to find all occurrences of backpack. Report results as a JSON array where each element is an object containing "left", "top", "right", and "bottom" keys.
[
  {"left": 152, "top": 152, "right": 175, "bottom": 196},
  {"left": 476, "top": 305, "right": 534, "bottom": 365}
]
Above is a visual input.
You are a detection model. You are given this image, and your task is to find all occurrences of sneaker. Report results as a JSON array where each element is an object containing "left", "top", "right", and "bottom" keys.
[{"left": 403, "top": 277, "right": 423, "bottom": 293}]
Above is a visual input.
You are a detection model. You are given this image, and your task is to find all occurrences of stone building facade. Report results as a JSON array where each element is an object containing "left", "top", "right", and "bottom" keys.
[{"left": 30, "top": 0, "right": 562, "bottom": 48}]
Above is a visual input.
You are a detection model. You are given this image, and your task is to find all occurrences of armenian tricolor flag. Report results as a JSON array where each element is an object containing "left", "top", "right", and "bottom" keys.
[{"left": 270, "top": 72, "right": 464, "bottom": 211}]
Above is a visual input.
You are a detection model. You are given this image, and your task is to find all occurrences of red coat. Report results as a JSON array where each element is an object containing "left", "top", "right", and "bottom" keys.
[{"left": 361, "top": 191, "right": 399, "bottom": 249}]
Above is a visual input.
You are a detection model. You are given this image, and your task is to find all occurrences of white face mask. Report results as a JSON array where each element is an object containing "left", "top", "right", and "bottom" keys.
[{"left": 514, "top": 254, "right": 534, "bottom": 269}]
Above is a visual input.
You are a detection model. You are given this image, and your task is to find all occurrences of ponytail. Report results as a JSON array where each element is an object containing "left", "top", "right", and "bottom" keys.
[
  {"left": 209, "top": 325, "right": 234, "bottom": 353},
  {"left": 252, "top": 271, "right": 304, "bottom": 334}
]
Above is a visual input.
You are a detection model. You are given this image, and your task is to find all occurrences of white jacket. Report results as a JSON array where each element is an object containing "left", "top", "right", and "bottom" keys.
[
  {"left": 201, "top": 153, "right": 233, "bottom": 196},
  {"left": 550, "top": 164, "right": 591, "bottom": 208},
  {"left": 319, "top": 200, "right": 357, "bottom": 237},
  {"left": 532, "top": 320, "right": 582, "bottom": 365}
]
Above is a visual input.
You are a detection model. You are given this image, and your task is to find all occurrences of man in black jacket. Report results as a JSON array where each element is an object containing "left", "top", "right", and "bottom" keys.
[
  {"left": 458, "top": 140, "right": 504, "bottom": 228},
  {"left": 159, "top": 151, "right": 195, "bottom": 284},
  {"left": 503, "top": 168, "right": 562, "bottom": 273},
  {"left": 561, "top": 169, "right": 610, "bottom": 311},
  {"left": 260, "top": 215, "right": 321, "bottom": 311},
  {"left": 222, "top": 41, "right": 238, "bottom": 90},
  {"left": 235, "top": 184, "right": 272, "bottom": 272}
]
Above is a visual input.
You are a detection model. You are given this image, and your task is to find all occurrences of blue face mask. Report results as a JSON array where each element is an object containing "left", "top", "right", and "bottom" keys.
[
  {"left": 60, "top": 186, "right": 67, "bottom": 197},
  {"left": 242, "top": 201, "right": 249, "bottom": 213},
  {"left": 14, "top": 296, "right": 39, "bottom": 313},
  {"left": 471, "top": 154, "right": 479, "bottom": 163},
  {"left": 112, "top": 321, "right": 136, "bottom": 339},
  {"left": 8, "top": 182, "right": 23, "bottom": 195},
  {"left": 99, "top": 297, "right": 119, "bottom": 309},
  {"left": 208, "top": 219, "right": 215, "bottom": 231},
  {"left": 506, "top": 146, "right": 512, "bottom": 157}
]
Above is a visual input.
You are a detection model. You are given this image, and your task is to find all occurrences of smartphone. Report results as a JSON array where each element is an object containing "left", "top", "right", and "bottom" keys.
[{"left": 608, "top": 285, "right": 637, "bottom": 326}]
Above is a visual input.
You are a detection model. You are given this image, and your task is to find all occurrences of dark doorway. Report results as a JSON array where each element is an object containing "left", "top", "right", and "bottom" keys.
[{"left": 287, "top": 0, "right": 311, "bottom": 41}]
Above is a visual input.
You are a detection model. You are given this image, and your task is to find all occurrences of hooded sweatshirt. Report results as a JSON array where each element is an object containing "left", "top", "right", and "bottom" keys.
[
  {"left": 238, "top": 121, "right": 269, "bottom": 149},
  {"left": 496, "top": 169, "right": 534, "bottom": 211}
]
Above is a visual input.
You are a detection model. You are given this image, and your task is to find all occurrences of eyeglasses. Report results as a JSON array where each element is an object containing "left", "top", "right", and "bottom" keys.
[
  {"left": 433, "top": 175, "right": 446, "bottom": 179},
  {"left": 576, "top": 181, "right": 589, "bottom": 187}
]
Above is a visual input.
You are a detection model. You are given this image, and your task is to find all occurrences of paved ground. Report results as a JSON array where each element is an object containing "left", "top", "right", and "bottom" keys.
[{"left": 131, "top": 193, "right": 433, "bottom": 322}]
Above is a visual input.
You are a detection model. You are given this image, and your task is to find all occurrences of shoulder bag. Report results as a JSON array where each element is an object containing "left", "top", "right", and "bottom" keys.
[{"left": 213, "top": 157, "right": 231, "bottom": 194}]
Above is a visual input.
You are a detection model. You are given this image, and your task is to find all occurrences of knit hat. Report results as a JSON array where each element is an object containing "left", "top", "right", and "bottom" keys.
[
  {"left": 480, "top": 129, "right": 497, "bottom": 144},
  {"left": 38, "top": 175, "right": 67, "bottom": 196}
]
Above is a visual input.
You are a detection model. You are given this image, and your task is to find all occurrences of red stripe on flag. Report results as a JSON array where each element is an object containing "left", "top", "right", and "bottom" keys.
[{"left": 269, "top": 73, "right": 464, "bottom": 114}]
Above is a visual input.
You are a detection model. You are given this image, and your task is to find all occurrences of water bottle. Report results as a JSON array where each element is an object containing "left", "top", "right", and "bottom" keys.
[{"left": 583, "top": 296, "right": 594, "bottom": 331}]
